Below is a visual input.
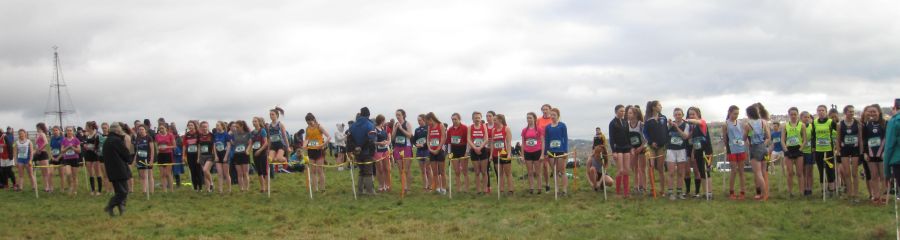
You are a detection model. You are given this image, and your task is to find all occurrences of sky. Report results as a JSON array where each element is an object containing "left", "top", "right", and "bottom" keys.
[{"left": 1, "top": 0, "right": 898, "bottom": 140}]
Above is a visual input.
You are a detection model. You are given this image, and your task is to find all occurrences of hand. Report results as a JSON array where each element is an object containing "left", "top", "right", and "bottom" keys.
[{"left": 651, "top": 143, "right": 658, "bottom": 149}]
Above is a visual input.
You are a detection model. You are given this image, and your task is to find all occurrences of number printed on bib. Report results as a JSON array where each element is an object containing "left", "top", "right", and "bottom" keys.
[
  {"left": 416, "top": 138, "right": 426, "bottom": 146},
  {"left": 473, "top": 139, "right": 484, "bottom": 147},
  {"left": 550, "top": 140, "right": 561, "bottom": 148},
  {"left": 269, "top": 135, "right": 282, "bottom": 142},
  {"left": 137, "top": 150, "right": 148, "bottom": 158},
  {"left": 235, "top": 145, "right": 247, "bottom": 152},
  {"left": 200, "top": 145, "right": 210, "bottom": 153},
  {"left": 65, "top": 149, "right": 76, "bottom": 156},
  {"left": 670, "top": 136, "right": 684, "bottom": 145},
  {"left": 843, "top": 135, "right": 858, "bottom": 146},
  {"left": 630, "top": 136, "right": 641, "bottom": 146},
  {"left": 786, "top": 136, "right": 800, "bottom": 146},
  {"left": 451, "top": 136, "right": 461, "bottom": 144},
  {"left": 772, "top": 137, "right": 781, "bottom": 144},
  {"left": 52, "top": 149, "right": 60, "bottom": 156},
  {"left": 309, "top": 140, "right": 320, "bottom": 147},
  {"left": 158, "top": 144, "right": 168, "bottom": 150},
  {"left": 394, "top": 136, "right": 407, "bottom": 144},
  {"left": 816, "top": 138, "right": 829, "bottom": 146},
  {"left": 252, "top": 142, "right": 261, "bottom": 150},
  {"left": 731, "top": 139, "right": 745, "bottom": 146},
  {"left": 215, "top": 142, "right": 225, "bottom": 151},
  {"left": 493, "top": 141, "right": 505, "bottom": 149},
  {"left": 691, "top": 138, "right": 703, "bottom": 150},
  {"left": 868, "top": 137, "right": 882, "bottom": 147},
  {"left": 187, "top": 145, "right": 198, "bottom": 153},
  {"left": 429, "top": 138, "right": 440, "bottom": 147},
  {"left": 84, "top": 144, "right": 95, "bottom": 150},
  {"left": 525, "top": 138, "right": 538, "bottom": 147},
  {"left": 18, "top": 151, "right": 27, "bottom": 159}
]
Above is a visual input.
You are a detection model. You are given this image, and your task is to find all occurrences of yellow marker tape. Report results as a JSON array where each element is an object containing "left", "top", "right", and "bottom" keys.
[{"left": 32, "top": 164, "right": 64, "bottom": 168}]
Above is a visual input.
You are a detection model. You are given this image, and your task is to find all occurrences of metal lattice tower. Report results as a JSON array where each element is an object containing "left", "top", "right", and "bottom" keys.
[{"left": 43, "top": 46, "right": 79, "bottom": 129}]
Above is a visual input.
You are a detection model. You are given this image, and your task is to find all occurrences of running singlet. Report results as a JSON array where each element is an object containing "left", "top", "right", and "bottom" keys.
[
  {"left": 521, "top": 127, "right": 541, "bottom": 153},
  {"left": 156, "top": 133, "right": 175, "bottom": 153},
  {"left": 726, "top": 120, "right": 746, "bottom": 153},
  {"left": 184, "top": 132, "right": 199, "bottom": 154},
  {"left": 470, "top": 124, "right": 487, "bottom": 148},
  {"left": 135, "top": 136, "right": 151, "bottom": 160},
  {"left": 61, "top": 137, "right": 81, "bottom": 160},
  {"left": 812, "top": 118, "right": 835, "bottom": 152},
  {"left": 491, "top": 126, "right": 508, "bottom": 156},
  {"left": 306, "top": 126, "right": 325, "bottom": 149},
  {"left": 268, "top": 122, "right": 284, "bottom": 143},
  {"left": 785, "top": 121, "right": 803, "bottom": 147},
  {"left": 840, "top": 120, "right": 860, "bottom": 148},
  {"left": 427, "top": 124, "right": 443, "bottom": 152}
]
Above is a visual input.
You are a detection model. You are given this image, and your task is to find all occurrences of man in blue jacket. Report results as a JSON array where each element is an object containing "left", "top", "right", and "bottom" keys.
[
  {"left": 884, "top": 99, "right": 900, "bottom": 196},
  {"left": 349, "top": 107, "right": 376, "bottom": 195}
]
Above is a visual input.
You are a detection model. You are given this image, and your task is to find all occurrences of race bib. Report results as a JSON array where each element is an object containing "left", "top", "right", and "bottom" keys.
[
  {"left": 525, "top": 138, "right": 538, "bottom": 147},
  {"left": 137, "top": 150, "right": 148, "bottom": 158},
  {"left": 429, "top": 138, "right": 440, "bottom": 147},
  {"left": 473, "top": 139, "right": 484, "bottom": 147},
  {"left": 84, "top": 143, "right": 95, "bottom": 150},
  {"left": 816, "top": 138, "right": 829, "bottom": 146},
  {"left": 377, "top": 145, "right": 388, "bottom": 150},
  {"left": 691, "top": 138, "right": 703, "bottom": 150},
  {"left": 158, "top": 144, "right": 168, "bottom": 150},
  {"left": 786, "top": 136, "right": 800, "bottom": 147},
  {"left": 670, "top": 136, "right": 684, "bottom": 145},
  {"left": 394, "top": 136, "right": 407, "bottom": 144},
  {"left": 200, "top": 145, "right": 210, "bottom": 153},
  {"left": 0, "top": 147, "right": 3, "bottom": 154},
  {"left": 868, "top": 137, "right": 882, "bottom": 147},
  {"left": 269, "top": 134, "right": 282, "bottom": 142},
  {"left": 52, "top": 148, "right": 60, "bottom": 156},
  {"left": 308, "top": 140, "right": 320, "bottom": 147},
  {"left": 235, "top": 145, "right": 247, "bottom": 152},
  {"left": 215, "top": 142, "right": 225, "bottom": 151},
  {"left": 550, "top": 140, "right": 562, "bottom": 148},
  {"left": 65, "top": 149, "right": 76, "bottom": 156},
  {"left": 731, "top": 139, "right": 745, "bottom": 146},
  {"left": 772, "top": 137, "right": 781, "bottom": 144},
  {"left": 187, "top": 145, "right": 198, "bottom": 153},
  {"left": 416, "top": 138, "right": 426, "bottom": 146},
  {"left": 451, "top": 136, "right": 461, "bottom": 144},
  {"left": 18, "top": 151, "right": 27, "bottom": 159},
  {"left": 630, "top": 136, "right": 641, "bottom": 146},
  {"left": 804, "top": 140, "right": 811, "bottom": 148},
  {"left": 493, "top": 141, "right": 505, "bottom": 149},
  {"left": 843, "top": 135, "right": 858, "bottom": 146},
  {"left": 252, "top": 142, "right": 261, "bottom": 150}
]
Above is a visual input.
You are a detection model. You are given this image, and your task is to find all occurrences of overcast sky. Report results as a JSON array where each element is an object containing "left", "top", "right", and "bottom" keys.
[{"left": 1, "top": 0, "right": 898, "bottom": 139}]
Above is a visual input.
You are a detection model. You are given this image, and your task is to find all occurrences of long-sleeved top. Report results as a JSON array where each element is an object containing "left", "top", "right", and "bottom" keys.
[
  {"left": 544, "top": 122, "right": 568, "bottom": 153},
  {"left": 350, "top": 116, "right": 375, "bottom": 147},
  {"left": 644, "top": 114, "right": 669, "bottom": 148},
  {"left": 103, "top": 133, "right": 132, "bottom": 181},
  {"left": 884, "top": 114, "right": 900, "bottom": 175},
  {"left": 609, "top": 118, "right": 631, "bottom": 150}
]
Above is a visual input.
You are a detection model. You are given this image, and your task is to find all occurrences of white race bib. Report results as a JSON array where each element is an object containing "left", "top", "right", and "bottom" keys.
[
  {"left": 0, "top": 147, "right": 3, "bottom": 154},
  {"left": 84, "top": 144, "right": 95, "bottom": 150},
  {"left": 868, "top": 137, "right": 882, "bottom": 147},
  {"left": 269, "top": 134, "right": 282, "bottom": 142},
  {"left": 235, "top": 145, "right": 247, "bottom": 152},
  {"left": 429, "top": 138, "right": 440, "bottom": 147},
  {"left": 158, "top": 144, "right": 168, "bottom": 150},
  {"left": 731, "top": 139, "right": 745, "bottom": 146},
  {"left": 786, "top": 136, "right": 800, "bottom": 146},
  {"left": 772, "top": 137, "right": 781, "bottom": 144},
  {"left": 843, "top": 135, "right": 858, "bottom": 146},
  {"left": 252, "top": 142, "right": 261, "bottom": 150},
  {"left": 395, "top": 136, "right": 407, "bottom": 144},
  {"left": 65, "top": 149, "right": 76, "bottom": 156},
  {"left": 187, "top": 145, "right": 198, "bottom": 153},
  {"left": 18, "top": 151, "right": 28, "bottom": 159},
  {"left": 525, "top": 138, "right": 538, "bottom": 147},
  {"left": 200, "top": 145, "right": 210, "bottom": 153},
  {"left": 137, "top": 150, "right": 148, "bottom": 158},
  {"left": 215, "top": 142, "right": 225, "bottom": 151},
  {"left": 493, "top": 141, "right": 505, "bottom": 149},
  {"left": 670, "top": 136, "right": 684, "bottom": 145},
  {"left": 630, "top": 136, "right": 641, "bottom": 146},
  {"left": 52, "top": 149, "right": 60, "bottom": 156},
  {"left": 308, "top": 140, "right": 320, "bottom": 147},
  {"left": 416, "top": 138, "right": 426, "bottom": 146},
  {"left": 451, "top": 136, "right": 461, "bottom": 144},
  {"left": 550, "top": 140, "right": 561, "bottom": 148},
  {"left": 816, "top": 138, "right": 829, "bottom": 146},
  {"left": 692, "top": 138, "right": 703, "bottom": 150},
  {"left": 473, "top": 138, "right": 484, "bottom": 147}
]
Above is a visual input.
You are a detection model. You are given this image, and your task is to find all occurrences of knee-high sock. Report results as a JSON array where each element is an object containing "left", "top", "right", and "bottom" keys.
[{"left": 89, "top": 177, "right": 96, "bottom": 192}]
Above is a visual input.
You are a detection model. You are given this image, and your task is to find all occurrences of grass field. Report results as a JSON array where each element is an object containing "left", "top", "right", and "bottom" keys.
[{"left": 1, "top": 155, "right": 897, "bottom": 240}]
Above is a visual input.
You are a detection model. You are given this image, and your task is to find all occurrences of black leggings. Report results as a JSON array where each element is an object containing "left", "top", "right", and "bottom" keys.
[
  {"left": 814, "top": 151, "right": 836, "bottom": 184},
  {"left": 693, "top": 150, "right": 708, "bottom": 179},
  {"left": 0, "top": 166, "right": 15, "bottom": 187},
  {"left": 186, "top": 154, "right": 202, "bottom": 190},
  {"left": 892, "top": 165, "right": 900, "bottom": 188}
]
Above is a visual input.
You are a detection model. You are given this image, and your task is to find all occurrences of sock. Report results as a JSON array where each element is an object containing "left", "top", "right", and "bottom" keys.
[
  {"left": 730, "top": 190, "right": 735, "bottom": 195},
  {"left": 615, "top": 176, "right": 622, "bottom": 194},
  {"left": 684, "top": 178, "right": 691, "bottom": 194},
  {"left": 756, "top": 187, "right": 761, "bottom": 195},
  {"left": 97, "top": 177, "right": 103, "bottom": 193},
  {"left": 175, "top": 174, "right": 181, "bottom": 185},
  {"left": 623, "top": 175, "right": 630, "bottom": 196},
  {"left": 694, "top": 179, "right": 701, "bottom": 194},
  {"left": 89, "top": 177, "right": 96, "bottom": 192},
  {"left": 677, "top": 188, "right": 682, "bottom": 195}
]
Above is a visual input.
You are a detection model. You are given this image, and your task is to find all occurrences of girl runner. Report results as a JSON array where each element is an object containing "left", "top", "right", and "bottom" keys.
[
  {"left": 169, "top": 123, "right": 184, "bottom": 188},
  {"left": 426, "top": 112, "right": 448, "bottom": 194},
  {"left": 82, "top": 122, "right": 102, "bottom": 196},
  {"left": 545, "top": 109, "right": 568, "bottom": 196},
  {"left": 49, "top": 126, "right": 64, "bottom": 192},
  {"left": 183, "top": 121, "right": 202, "bottom": 192},
  {"left": 685, "top": 107, "right": 713, "bottom": 198},
  {"left": 521, "top": 112, "right": 544, "bottom": 194},
  {"left": 392, "top": 109, "right": 413, "bottom": 193},
  {"left": 61, "top": 126, "right": 82, "bottom": 195},
  {"left": 588, "top": 128, "right": 610, "bottom": 192},
  {"left": 231, "top": 121, "right": 252, "bottom": 192},
  {"left": 801, "top": 111, "right": 815, "bottom": 196},
  {"left": 485, "top": 111, "right": 496, "bottom": 193},
  {"left": 198, "top": 121, "right": 215, "bottom": 192},
  {"left": 306, "top": 113, "right": 331, "bottom": 192},
  {"left": 447, "top": 113, "right": 469, "bottom": 193},
  {"left": 811, "top": 105, "right": 838, "bottom": 197},
  {"left": 251, "top": 117, "right": 269, "bottom": 193},
  {"left": 0, "top": 130, "right": 13, "bottom": 190},
  {"left": 538, "top": 104, "right": 553, "bottom": 193},
  {"left": 724, "top": 105, "right": 748, "bottom": 200},
  {"left": 609, "top": 105, "right": 632, "bottom": 197},
  {"left": 838, "top": 105, "right": 863, "bottom": 200},
  {"left": 782, "top": 107, "right": 807, "bottom": 197},
  {"left": 469, "top": 111, "right": 489, "bottom": 194},
  {"left": 267, "top": 107, "right": 291, "bottom": 171},
  {"left": 665, "top": 108, "right": 690, "bottom": 200},
  {"left": 627, "top": 105, "right": 647, "bottom": 195},
  {"left": 334, "top": 123, "right": 347, "bottom": 171},
  {"left": 862, "top": 104, "right": 886, "bottom": 203},
  {"left": 413, "top": 114, "right": 430, "bottom": 191},
  {"left": 155, "top": 123, "right": 176, "bottom": 193},
  {"left": 98, "top": 122, "right": 110, "bottom": 192},
  {"left": 645, "top": 101, "right": 669, "bottom": 197},
  {"left": 771, "top": 122, "right": 784, "bottom": 177},
  {"left": 14, "top": 129, "right": 37, "bottom": 191},
  {"left": 746, "top": 103, "right": 771, "bottom": 201},
  {"left": 34, "top": 123, "right": 52, "bottom": 192},
  {"left": 492, "top": 114, "right": 513, "bottom": 195},
  {"left": 213, "top": 121, "right": 232, "bottom": 193},
  {"left": 134, "top": 124, "right": 155, "bottom": 195},
  {"left": 373, "top": 114, "right": 391, "bottom": 192}
]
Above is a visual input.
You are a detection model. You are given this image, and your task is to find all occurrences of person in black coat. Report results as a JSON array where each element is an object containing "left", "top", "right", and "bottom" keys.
[{"left": 103, "top": 123, "right": 133, "bottom": 217}]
